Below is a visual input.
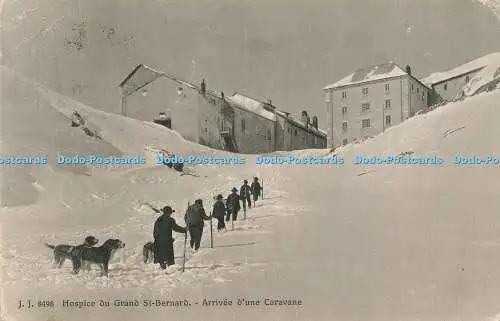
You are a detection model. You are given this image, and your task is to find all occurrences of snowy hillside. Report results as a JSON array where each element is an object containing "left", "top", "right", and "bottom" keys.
[{"left": 3, "top": 66, "right": 500, "bottom": 321}]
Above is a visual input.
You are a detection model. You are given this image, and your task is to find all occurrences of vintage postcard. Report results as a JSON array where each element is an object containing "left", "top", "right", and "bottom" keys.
[{"left": 1, "top": 0, "right": 500, "bottom": 320}]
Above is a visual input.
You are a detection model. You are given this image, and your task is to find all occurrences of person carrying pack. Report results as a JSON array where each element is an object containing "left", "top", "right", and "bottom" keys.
[
  {"left": 226, "top": 187, "right": 241, "bottom": 222},
  {"left": 185, "top": 199, "right": 212, "bottom": 251},
  {"left": 251, "top": 177, "right": 261, "bottom": 203},
  {"left": 240, "top": 179, "right": 252, "bottom": 212},
  {"left": 212, "top": 194, "right": 227, "bottom": 231}
]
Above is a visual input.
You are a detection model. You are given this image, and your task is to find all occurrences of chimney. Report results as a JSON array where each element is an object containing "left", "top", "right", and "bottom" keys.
[
  {"left": 301, "top": 110, "right": 309, "bottom": 125},
  {"left": 312, "top": 116, "right": 318, "bottom": 129},
  {"left": 405, "top": 65, "right": 412, "bottom": 75},
  {"left": 200, "top": 78, "right": 206, "bottom": 94},
  {"left": 263, "top": 99, "right": 276, "bottom": 112}
]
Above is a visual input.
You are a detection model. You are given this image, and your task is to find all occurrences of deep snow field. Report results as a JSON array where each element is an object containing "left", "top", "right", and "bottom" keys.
[{"left": 2, "top": 65, "right": 500, "bottom": 321}]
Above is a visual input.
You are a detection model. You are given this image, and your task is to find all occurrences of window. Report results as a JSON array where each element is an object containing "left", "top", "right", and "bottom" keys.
[
  {"left": 385, "top": 99, "right": 391, "bottom": 109},
  {"left": 342, "top": 91, "right": 347, "bottom": 99},
  {"left": 385, "top": 84, "right": 390, "bottom": 92},
  {"left": 342, "top": 121, "right": 348, "bottom": 132},
  {"left": 411, "top": 84, "right": 414, "bottom": 91},
  {"left": 361, "top": 103, "right": 370, "bottom": 112},
  {"left": 417, "top": 87, "right": 419, "bottom": 93},
  {"left": 267, "top": 129, "right": 272, "bottom": 140},
  {"left": 361, "top": 118, "right": 371, "bottom": 129},
  {"left": 241, "top": 119, "right": 246, "bottom": 132},
  {"left": 342, "top": 138, "right": 348, "bottom": 146},
  {"left": 444, "top": 84, "right": 448, "bottom": 91},
  {"left": 294, "top": 129, "right": 297, "bottom": 136},
  {"left": 342, "top": 106, "right": 348, "bottom": 115},
  {"left": 465, "top": 75, "right": 470, "bottom": 83},
  {"left": 362, "top": 87, "right": 368, "bottom": 96},
  {"left": 385, "top": 115, "right": 391, "bottom": 126}
]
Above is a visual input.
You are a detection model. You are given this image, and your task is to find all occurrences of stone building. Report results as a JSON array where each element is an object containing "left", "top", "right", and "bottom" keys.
[
  {"left": 119, "top": 64, "right": 326, "bottom": 154},
  {"left": 323, "top": 62, "right": 430, "bottom": 150}
]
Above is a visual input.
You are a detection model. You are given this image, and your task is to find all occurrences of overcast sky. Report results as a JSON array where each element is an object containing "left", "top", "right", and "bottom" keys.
[{"left": 2, "top": 0, "right": 500, "bottom": 128}]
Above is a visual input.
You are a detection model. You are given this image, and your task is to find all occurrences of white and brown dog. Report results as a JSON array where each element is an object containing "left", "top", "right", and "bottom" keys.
[
  {"left": 45, "top": 236, "right": 99, "bottom": 268},
  {"left": 71, "top": 238, "right": 125, "bottom": 277}
]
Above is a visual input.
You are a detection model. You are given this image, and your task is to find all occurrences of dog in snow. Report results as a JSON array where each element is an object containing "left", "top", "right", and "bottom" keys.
[
  {"left": 44, "top": 236, "right": 99, "bottom": 268},
  {"left": 142, "top": 241, "right": 155, "bottom": 264},
  {"left": 71, "top": 238, "right": 125, "bottom": 277}
]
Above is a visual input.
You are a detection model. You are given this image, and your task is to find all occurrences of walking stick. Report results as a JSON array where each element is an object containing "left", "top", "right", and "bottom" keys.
[
  {"left": 182, "top": 202, "right": 189, "bottom": 273},
  {"left": 261, "top": 177, "right": 264, "bottom": 200},
  {"left": 182, "top": 232, "right": 187, "bottom": 272},
  {"left": 210, "top": 211, "right": 213, "bottom": 248}
]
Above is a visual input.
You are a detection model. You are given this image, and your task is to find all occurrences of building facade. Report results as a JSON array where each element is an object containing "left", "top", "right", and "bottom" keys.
[
  {"left": 424, "top": 68, "right": 484, "bottom": 103},
  {"left": 121, "top": 65, "right": 326, "bottom": 154},
  {"left": 323, "top": 62, "right": 430, "bottom": 150}
]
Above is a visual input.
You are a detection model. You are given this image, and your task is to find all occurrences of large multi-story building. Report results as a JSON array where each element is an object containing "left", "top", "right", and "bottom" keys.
[
  {"left": 323, "top": 62, "right": 430, "bottom": 150},
  {"left": 120, "top": 64, "right": 326, "bottom": 154}
]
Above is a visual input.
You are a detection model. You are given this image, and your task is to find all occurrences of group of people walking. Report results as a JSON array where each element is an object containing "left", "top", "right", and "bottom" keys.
[{"left": 151, "top": 177, "right": 262, "bottom": 270}]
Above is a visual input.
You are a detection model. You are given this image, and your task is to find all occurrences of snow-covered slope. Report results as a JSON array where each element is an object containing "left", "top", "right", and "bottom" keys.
[{"left": 3, "top": 66, "right": 500, "bottom": 321}]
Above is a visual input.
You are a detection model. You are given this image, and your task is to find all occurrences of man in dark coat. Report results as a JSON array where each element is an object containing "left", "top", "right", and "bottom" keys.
[
  {"left": 226, "top": 187, "right": 241, "bottom": 222},
  {"left": 240, "top": 179, "right": 252, "bottom": 211},
  {"left": 185, "top": 199, "right": 212, "bottom": 251},
  {"left": 251, "top": 177, "right": 262, "bottom": 203},
  {"left": 152, "top": 206, "right": 187, "bottom": 269},
  {"left": 212, "top": 194, "right": 227, "bottom": 231}
]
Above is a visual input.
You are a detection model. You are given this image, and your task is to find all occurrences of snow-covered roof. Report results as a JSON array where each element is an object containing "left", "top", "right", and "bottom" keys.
[
  {"left": 227, "top": 93, "right": 326, "bottom": 137},
  {"left": 462, "top": 53, "right": 500, "bottom": 96},
  {"left": 422, "top": 52, "right": 500, "bottom": 86},
  {"left": 324, "top": 62, "right": 408, "bottom": 90},
  {"left": 226, "top": 93, "right": 277, "bottom": 122},
  {"left": 285, "top": 115, "right": 328, "bottom": 137}
]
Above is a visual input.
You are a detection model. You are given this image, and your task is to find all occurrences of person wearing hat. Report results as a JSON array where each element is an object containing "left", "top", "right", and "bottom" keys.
[
  {"left": 240, "top": 179, "right": 252, "bottom": 212},
  {"left": 226, "top": 187, "right": 241, "bottom": 222},
  {"left": 185, "top": 199, "right": 212, "bottom": 251},
  {"left": 251, "top": 177, "right": 261, "bottom": 203},
  {"left": 152, "top": 205, "right": 187, "bottom": 269},
  {"left": 212, "top": 194, "right": 227, "bottom": 231}
]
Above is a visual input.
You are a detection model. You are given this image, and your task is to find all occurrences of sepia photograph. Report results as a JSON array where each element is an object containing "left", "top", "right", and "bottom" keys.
[{"left": 1, "top": 0, "right": 500, "bottom": 320}]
